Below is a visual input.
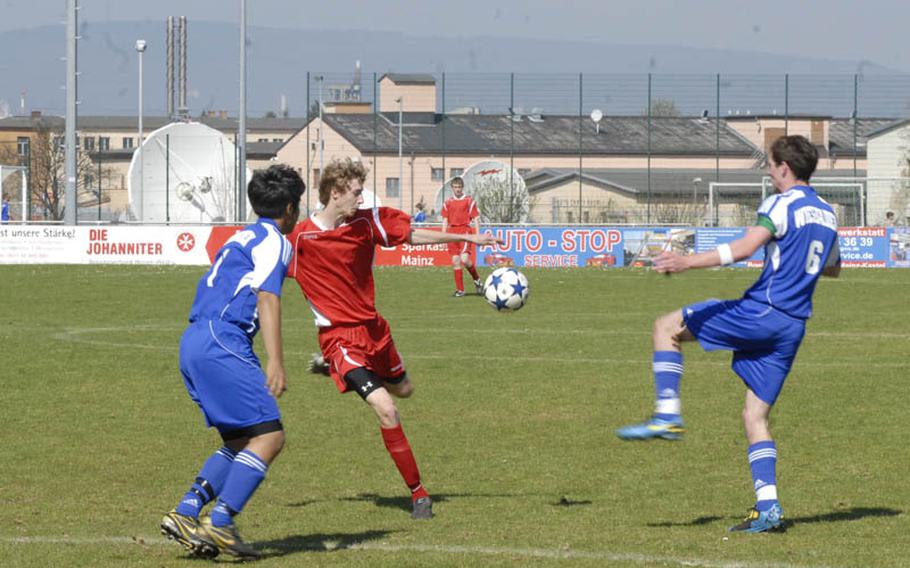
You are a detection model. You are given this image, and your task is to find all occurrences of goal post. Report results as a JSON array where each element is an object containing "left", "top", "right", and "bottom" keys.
[
  {"left": 0, "top": 164, "right": 28, "bottom": 223},
  {"left": 708, "top": 176, "right": 910, "bottom": 227},
  {"left": 707, "top": 182, "right": 763, "bottom": 227}
]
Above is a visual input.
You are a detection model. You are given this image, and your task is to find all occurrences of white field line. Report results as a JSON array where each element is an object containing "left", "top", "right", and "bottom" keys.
[
  {"left": 47, "top": 323, "right": 910, "bottom": 340},
  {"left": 0, "top": 535, "right": 835, "bottom": 568},
  {"left": 46, "top": 326, "right": 910, "bottom": 369}
]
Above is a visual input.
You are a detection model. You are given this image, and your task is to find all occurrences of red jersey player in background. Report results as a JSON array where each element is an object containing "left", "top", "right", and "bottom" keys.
[
  {"left": 441, "top": 176, "right": 483, "bottom": 297},
  {"left": 289, "top": 159, "right": 501, "bottom": 520}
]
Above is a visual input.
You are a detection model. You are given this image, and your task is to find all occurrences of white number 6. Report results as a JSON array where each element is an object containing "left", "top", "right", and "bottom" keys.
[{"left": 805, "top": 240, "right": 824, "bottom": 275}]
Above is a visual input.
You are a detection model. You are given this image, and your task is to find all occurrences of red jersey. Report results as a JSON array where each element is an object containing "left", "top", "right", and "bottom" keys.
[
  {"left": 289, "top": 207, "right": 411, "bottom": 327},
  {"left": 441, "top": 195, "right": 479, "bottom": 227}
]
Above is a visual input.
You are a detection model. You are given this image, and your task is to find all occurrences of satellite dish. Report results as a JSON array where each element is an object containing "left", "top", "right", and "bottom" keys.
[
  {"left": 434, "top": 160, "right": 529, "bottom": 224},
  {"left": 127, "top": 122, "right": 252, "bottom": 223},
  {"left": 590, "top": 109, "right": 604, "bottom": 135},
  {"left": 175, "top": 181, "right": 195, "bottom": 202}
]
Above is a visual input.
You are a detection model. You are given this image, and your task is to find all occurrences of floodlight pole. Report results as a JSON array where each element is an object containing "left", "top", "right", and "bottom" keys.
[
  {"left": 136, "top": 39, "right": 147, "bottom": 221},
  {"left": 238, "top": 0, "right": 247, "bottom": 221},
  {"left": 21, "top": 165, "right": 28, "bottom": 222},
  {"left": 316, "top": 75, "right": 324, "bottom": 183},
  {"left": 64, "top": 0, "right": 78, "bottom": 225},
  {"left": 397, "top": 96, "right": 403, "bottom": 211}
]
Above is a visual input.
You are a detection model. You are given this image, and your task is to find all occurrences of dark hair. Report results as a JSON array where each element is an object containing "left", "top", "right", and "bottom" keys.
[
  {"left": 451, "top": 176, "right": 464, "bottom": 187},
  {"left": 770, "top": 135, "right": 818, "bottom": 182},
  {"left": 319, "top": 158, "right": 368, "bottom": 205},
  {"left": 247, "top": 164, "right": 305, "bottom": 219}
]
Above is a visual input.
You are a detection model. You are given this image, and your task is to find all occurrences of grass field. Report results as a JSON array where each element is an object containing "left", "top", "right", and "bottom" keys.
[{"left": 1, "top": 265, "right": 908, "bottom": 567}]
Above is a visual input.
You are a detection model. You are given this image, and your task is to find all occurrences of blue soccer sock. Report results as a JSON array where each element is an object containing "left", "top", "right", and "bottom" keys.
[
  {"left": 210, "top": 450, "right": 268, "bottom": 528},
  {"left": 175, "top": 446, "right": 237, "bottom": 518},
  {"left": 652, "top": 351, "right": 683, "bottom": 421},
  {"left": 748, "top": 441, "right": 779, "bottom": 511}
]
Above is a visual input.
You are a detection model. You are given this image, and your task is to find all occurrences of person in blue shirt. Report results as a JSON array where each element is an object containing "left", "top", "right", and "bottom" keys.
[
  {"left": 616, "top": 135, "right": 841, "bottom": 533},
  {"left": 1, "top": 194, "right": 9, "bottom": 224},
  {"left": 413, "top": 201, "right": 427, "bottom": 224},
  {"left": 160, "top": 164, "right": 305, "bottom": 559}
]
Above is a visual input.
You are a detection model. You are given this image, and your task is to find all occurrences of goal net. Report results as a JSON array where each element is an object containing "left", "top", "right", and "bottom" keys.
[
  {"left": 706, "top": 176, "right": 907, "bottom": 227},
  {"left": 0, "top": 164, "right": 28, "bottom": 222}
]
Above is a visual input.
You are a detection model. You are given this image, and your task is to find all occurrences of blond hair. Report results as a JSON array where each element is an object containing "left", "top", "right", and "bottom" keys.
[{"left": 319, "top": 158, "right": 368, "bottom": 206}]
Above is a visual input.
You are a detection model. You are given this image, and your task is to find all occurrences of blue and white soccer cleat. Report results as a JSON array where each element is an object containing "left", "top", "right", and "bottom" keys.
[
  {"left": 615, "top": 416, "right": 685, "bottom": 441},
  {"left": 728, "top": 503, "right": 784, "bottom": 533}
]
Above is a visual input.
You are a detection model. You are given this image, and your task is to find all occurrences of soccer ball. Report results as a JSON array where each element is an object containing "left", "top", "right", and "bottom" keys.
[{"left": 482, "top": 267, "right": 529, "bottom": 311}]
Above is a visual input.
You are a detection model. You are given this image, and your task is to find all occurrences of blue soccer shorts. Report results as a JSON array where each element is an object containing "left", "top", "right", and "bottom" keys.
[
  {"left": 179, "top": 320, "right": 281, "bottom": 433},
  {"left": 682, "top": 298, "right": 806, "bottom": 405}
]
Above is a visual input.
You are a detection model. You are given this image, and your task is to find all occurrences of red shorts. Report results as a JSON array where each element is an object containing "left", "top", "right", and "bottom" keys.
[
  {"left": 447, "top": 226, "right": 474, "bottom": 256},
  {"left": 317, "top": 316, "right": 405, "bottom": 393}
]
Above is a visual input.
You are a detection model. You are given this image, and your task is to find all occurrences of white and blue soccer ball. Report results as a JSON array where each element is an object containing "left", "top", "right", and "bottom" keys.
[{"left": 483, "top": 267, "right": 529, "bottom": 311}]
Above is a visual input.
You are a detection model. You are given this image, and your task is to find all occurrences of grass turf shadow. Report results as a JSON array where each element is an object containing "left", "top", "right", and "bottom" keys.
[
  {"left": 253, "top": 529, "right": 395, "bottom": 559},
  {"left": 289, "top": 492, "right": 593, "bottom": 514},
  {"left": 647, "top": 506, "right": 902, "bottom": 529}
]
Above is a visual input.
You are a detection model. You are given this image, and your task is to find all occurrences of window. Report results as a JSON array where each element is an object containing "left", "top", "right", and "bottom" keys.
[
  {"left": 257, "top": 138, "right": 268, "bottom": 143},
  {"left": 84, "top": 174, "right": 94, "bottom": 188},
  {"left": 98, "top": 137, "right": 110, "bottom": 151},
  {"left": 16, "top": 137, "right": 29, "bottom": 156},
  {"left": 518, "top": 168, "right": 531, "bottom": 178},
  {"left": 83, "top": 137, "right": 95, "bottom": 151},
  {"left": 385, "top": 177, "right": 400, "bottom": 198},
  {"left": 431, "top": 167, "right": 444, "bottom": 181},
  {"left": 449, "top": 168, "right": 464, "bottom": 178},
  {"left": 122, "top": 137, "right": 134, "bottom": 149},
  {"left": 53, "top": 136, "right": 64, "bottom": 151},
  {"left": 272, "top": 138, "right": 283, "bottom": 143}
]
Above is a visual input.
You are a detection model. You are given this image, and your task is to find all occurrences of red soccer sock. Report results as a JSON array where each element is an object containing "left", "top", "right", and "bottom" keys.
[
  {"left": 466, "top": 264, "right": 480, "bottom": 281},
  {"left": 380, "top": 424, "right": 427, "bottom": 501},
  {"left": 453, "top": 268, "right": 464, "bottom": 292}
]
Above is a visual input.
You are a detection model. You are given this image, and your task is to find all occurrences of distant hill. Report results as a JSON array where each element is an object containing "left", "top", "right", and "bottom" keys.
[{"left": 1, "top": 21, "right": 907, "bottom": 118}]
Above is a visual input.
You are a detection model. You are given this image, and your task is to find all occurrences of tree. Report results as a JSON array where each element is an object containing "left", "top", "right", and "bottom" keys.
[
  {"left": 472, "top": 174, "right": 536, "bottom": 224},
  {"left": 308, "top": 100, "right": 321, "bottom": 119},
  {"left": 642, "top": 98, "right": 681, "bottom": 117},
  {"left": 0, "top": 118, "right": 102, "bottom": 220},
  {"left": 890, "top": 129, "right": 910, "bottom": 224}
]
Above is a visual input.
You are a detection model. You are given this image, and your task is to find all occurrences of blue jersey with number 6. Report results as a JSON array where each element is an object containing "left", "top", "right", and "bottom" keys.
[
  {"left": 188, "top": 218, "right": 292, "bottom": 336},
  {"left": 743, "top": 185, "right": 839, "bottom": 319}
]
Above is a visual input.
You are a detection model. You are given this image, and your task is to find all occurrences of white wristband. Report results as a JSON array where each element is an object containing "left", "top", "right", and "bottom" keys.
[{"left": 717, "top": 243, "right": 734, "bottom": 265}]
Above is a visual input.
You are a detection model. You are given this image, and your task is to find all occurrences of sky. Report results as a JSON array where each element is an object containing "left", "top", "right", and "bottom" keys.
[{"left": 2, "top": 0, "right": 908, "bottom": 72}]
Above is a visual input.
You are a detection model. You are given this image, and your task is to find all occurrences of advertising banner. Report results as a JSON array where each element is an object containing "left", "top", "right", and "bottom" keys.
[
  {"left": 889, "top": 227, "right": 910, "bottom": 268},
  {"left": 0, "top": 224, "right": 903, "bottom": 268},
  {"left": 0, "top": 225, "right": 236, "bottom": 265},
  {"left": 838, "top": 227, "right": 888, "bottom": 267},
  {"left": 476, "top": 226, "right": 623, "bottom": 268},
  {"left": 695, "top": 228, "right": 764, "bottom": 267},
  {"left": 374, "top": 227, "right": 468, "bottom": 267}
]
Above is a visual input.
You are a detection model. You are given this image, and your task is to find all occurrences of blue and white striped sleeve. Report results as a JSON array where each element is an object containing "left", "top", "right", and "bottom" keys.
[
  {"left": 756, "top": 194, "right": 787, "bottom": 238},
  {"left": 249, "top": 227, "right": 291, "bottom": 296}
]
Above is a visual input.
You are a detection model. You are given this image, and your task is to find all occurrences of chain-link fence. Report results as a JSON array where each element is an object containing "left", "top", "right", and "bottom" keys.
[{"left": 6, "top": 72, "right": 910, "bottom": 226}]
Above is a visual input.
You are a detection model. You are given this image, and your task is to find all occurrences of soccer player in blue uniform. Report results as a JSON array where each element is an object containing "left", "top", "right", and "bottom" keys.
[
  {"left": 616, "top": 135, "right": 841, "bottom": 533},
  {"left": 160, "top": 164, "right": 305, "bottom": 559}
]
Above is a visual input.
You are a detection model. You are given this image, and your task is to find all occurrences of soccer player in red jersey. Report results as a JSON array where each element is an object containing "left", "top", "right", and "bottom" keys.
[
  {"left": 289, "top": 159, "right": 501, "bottom": 519},
  {"left": 441, "top": 176, "right": 483, "bottom": 297}
]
